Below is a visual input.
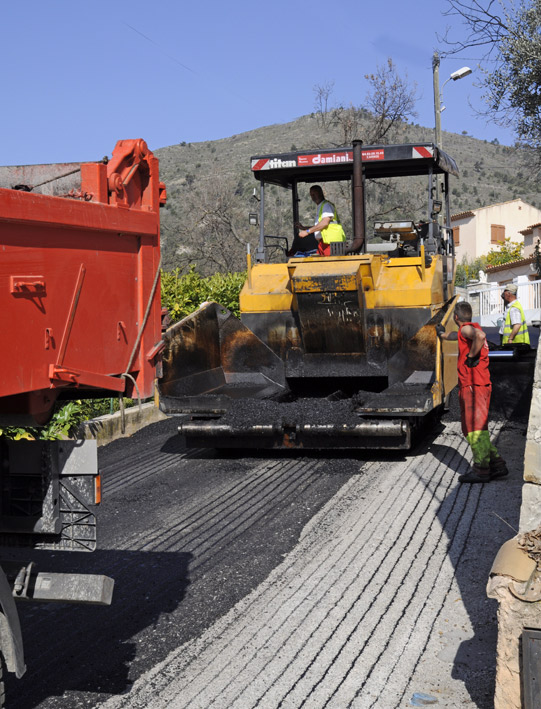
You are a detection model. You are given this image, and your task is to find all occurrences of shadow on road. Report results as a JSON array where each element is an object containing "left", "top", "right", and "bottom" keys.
[
  {"left": 426, "top": 367, "right": 530, "bottom": 709},
  {"left": 6, "top": 548, "right": 192, "bottom": 707}
]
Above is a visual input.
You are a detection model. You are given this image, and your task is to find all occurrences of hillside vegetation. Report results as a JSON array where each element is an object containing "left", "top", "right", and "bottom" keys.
[{"left": 155, "top": 112, "right": 541, "bottom": 274}]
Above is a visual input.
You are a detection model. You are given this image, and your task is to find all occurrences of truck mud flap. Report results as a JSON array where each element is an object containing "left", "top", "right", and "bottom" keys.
[{"left": 180, "top": 418, "right": 411, "bottom": 450}]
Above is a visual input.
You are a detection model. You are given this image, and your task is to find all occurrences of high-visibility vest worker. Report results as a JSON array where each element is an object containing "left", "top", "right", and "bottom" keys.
[
  {"left": 502, "top": 300, "right": 530, "bottom": 345},
  {"left": 318, "top": 202, "right": 346, "bottom": 244}
]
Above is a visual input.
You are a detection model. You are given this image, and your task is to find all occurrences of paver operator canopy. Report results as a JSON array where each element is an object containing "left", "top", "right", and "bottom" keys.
[{"left": 250, "top": 140, "right": 458, "bottom": 262}]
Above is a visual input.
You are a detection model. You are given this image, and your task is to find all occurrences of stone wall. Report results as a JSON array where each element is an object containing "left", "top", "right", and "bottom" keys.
[
  {"left": 488, "top": 344, "right": 541, "bottom": 708},
  {"left": 521, "top": 346, "right": 541, "bottom": 529},
  {"left": 79, "top": 401, "right": 168, "bottom": 447}
]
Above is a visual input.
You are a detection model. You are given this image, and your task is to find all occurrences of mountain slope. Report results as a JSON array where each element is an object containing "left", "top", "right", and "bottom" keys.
[{"left": 155, "top": 114, "right": 540, "bottom": 273}]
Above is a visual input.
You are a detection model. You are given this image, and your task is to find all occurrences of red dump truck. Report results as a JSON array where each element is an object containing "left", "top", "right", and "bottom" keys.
[{"left": 0, "top": 139, "right": 165, "bottom": 702}]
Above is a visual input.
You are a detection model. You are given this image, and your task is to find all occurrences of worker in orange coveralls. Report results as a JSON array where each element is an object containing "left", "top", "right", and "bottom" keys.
[{"left": 437, "top": 301, "right": 508, "bottom": 483}]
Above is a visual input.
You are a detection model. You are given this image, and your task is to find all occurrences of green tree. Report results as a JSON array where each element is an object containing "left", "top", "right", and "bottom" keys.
[
  {"left": 326, "top": 58, "right": 418, "bottom": 146},
  {"left": 455, "top": 255, "right": 487, "bottom": 287},
  {"left": 0, "top": 398, "right": 135, "bottom": 441},
  {"left": 534, "top": 237, "right": 541, "bottom": 278},
  {"left": 454, "top": 238, "right": 523, "bottom": 286},
  {"left": 160, "top": 266, "right": 245, "bottom": 321},
  {"left": 485, "top": 237, "right": 523, "bottom": 266},
  {"left": 443, "top": 0, "right": 541, "bottom": 165}
]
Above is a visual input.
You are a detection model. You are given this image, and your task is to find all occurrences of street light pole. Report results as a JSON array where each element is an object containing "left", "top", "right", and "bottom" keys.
[
  {"left": 432, "top": 53, "right": 472, "bottom": 232},
  {"left": 432, "top": 52, "right": 472, "bottom": 149},
  {"left": 433, "top": 52, "right": 443, "bottom": 149}
]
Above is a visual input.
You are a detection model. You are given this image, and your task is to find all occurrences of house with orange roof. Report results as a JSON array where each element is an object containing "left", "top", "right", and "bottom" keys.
[
  {"left": 520, "top": 222, "right": 541, "bottom": 258},
  {"left": 481, "top": 222, "right": 541, "bottom": 288},
  {"left": 457, "top": 208, "right": 541, "bottom": 329},
  {"left": 451, "top": 199, "right": 541, "bottom": 262}
]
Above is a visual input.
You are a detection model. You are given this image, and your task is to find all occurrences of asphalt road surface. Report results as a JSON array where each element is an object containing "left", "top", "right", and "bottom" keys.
[{"left": 6, "top": 407, "right": 526, "bottom": 709}]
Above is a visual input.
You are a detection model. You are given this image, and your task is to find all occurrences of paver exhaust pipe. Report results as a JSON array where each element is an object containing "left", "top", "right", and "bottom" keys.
[{"left": 348, "top": 139, "right": 365, "bottom": 253}]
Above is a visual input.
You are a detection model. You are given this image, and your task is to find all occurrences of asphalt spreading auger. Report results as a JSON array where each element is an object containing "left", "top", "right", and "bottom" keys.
[{"left": 159, "top": 140, "right": 460, "bottom": 449}]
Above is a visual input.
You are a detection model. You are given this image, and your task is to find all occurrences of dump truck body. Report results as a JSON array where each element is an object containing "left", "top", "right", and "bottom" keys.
[
  {"left": 0, "top": 139, "right": 165, "bottom": 426},
  {"left": 159, "top": 141, "right": 459, "bottom": 449},
  {"left": 0, "top": 140, "right": 164, "bottom": 692}
]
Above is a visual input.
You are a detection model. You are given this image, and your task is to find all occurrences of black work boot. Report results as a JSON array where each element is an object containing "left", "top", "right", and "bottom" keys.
[
  {"left": 490, "top": 457, "right": 509, "bottom": 479},
  {"left": 459, "top": 464, "right": 491, "bottom": 484}
]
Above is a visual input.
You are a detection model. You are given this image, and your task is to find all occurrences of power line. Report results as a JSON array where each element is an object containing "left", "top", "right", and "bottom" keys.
[
  {"left": 122, "top": 22, "right": 255, "bottom": 108},
  {"left": 123, "top": 22, "right": 197, "bottom": 75}
]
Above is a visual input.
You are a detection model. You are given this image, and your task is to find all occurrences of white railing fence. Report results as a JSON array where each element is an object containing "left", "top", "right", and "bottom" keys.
[{"left": 468, "top": 279, "right": 541, "bottom": 327}]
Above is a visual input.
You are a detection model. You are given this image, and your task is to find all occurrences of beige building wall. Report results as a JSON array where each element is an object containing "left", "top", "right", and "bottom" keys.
[
  {"left": 453, "top": 199, "right": 541, "bottom": 262},
  {"left": 521, "top": 224, "right": 541, "bottom": 258}
]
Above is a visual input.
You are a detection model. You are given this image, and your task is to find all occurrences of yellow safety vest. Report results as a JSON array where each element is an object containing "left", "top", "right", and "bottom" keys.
[
  {"left": 502, "top": 300, "right": 530, "bottom": 345},
  {"left": 318, "top": 202, "right": 346, "bottom": 244}
]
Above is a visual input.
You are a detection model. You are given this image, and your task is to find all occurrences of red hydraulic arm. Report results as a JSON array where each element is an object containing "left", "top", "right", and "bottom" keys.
[{"left": 0, "top": 139, "right": 167, "bottom": 425}]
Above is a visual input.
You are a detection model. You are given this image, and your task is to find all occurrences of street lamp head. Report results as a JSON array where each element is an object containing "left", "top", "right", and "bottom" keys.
[
  {"left": 433, "top": 61, "right": 472, "bottom": 149},
  {"left": 450, "top": 66, "right": 472, "bottom": 81}
]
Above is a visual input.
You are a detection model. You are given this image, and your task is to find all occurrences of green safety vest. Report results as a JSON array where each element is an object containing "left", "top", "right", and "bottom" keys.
[
  {"left": 318, "top": 202, "right": 346, "bottom": 244},
  {"left": 502, "top": 300, "right": 530, "bottom": 345}
]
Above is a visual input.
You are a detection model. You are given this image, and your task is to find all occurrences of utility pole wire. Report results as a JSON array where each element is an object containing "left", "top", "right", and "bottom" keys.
[
  {"left": 123, "top": 22, "right": 197, "bottom": 75},
  {"left": 123, "top": 22, "right": 255, "bottom": 108}
]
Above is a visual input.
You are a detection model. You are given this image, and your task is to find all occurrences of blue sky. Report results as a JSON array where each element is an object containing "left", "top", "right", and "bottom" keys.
[{"left": 2, "top": 0, "right": 514, "bottom": 165}]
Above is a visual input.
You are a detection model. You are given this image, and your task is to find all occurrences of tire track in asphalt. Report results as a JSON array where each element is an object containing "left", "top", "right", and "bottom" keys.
[
  {"left": 102, "top": 440, "right": 201, "bottom": 497},
  {"left": 106, "top": 456, "right": 306, "bottom": 555},
  {"left": 319, "top": 474, "right": 478, "bottom": 707},
  {"left": 100, "top": 421, "right": 481, "bottom": 709},
  {"left": 13, "top": 456, "right": 334, "bottom": 705},
  {"left": 119, "top": 458, "right": 322, "bottom": 554},
  {"left": 213, "top": 442, "right": 465, "bottom": 708},
  {"left": 197, "top": 444, "right": 458, "bottom": 709}
]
